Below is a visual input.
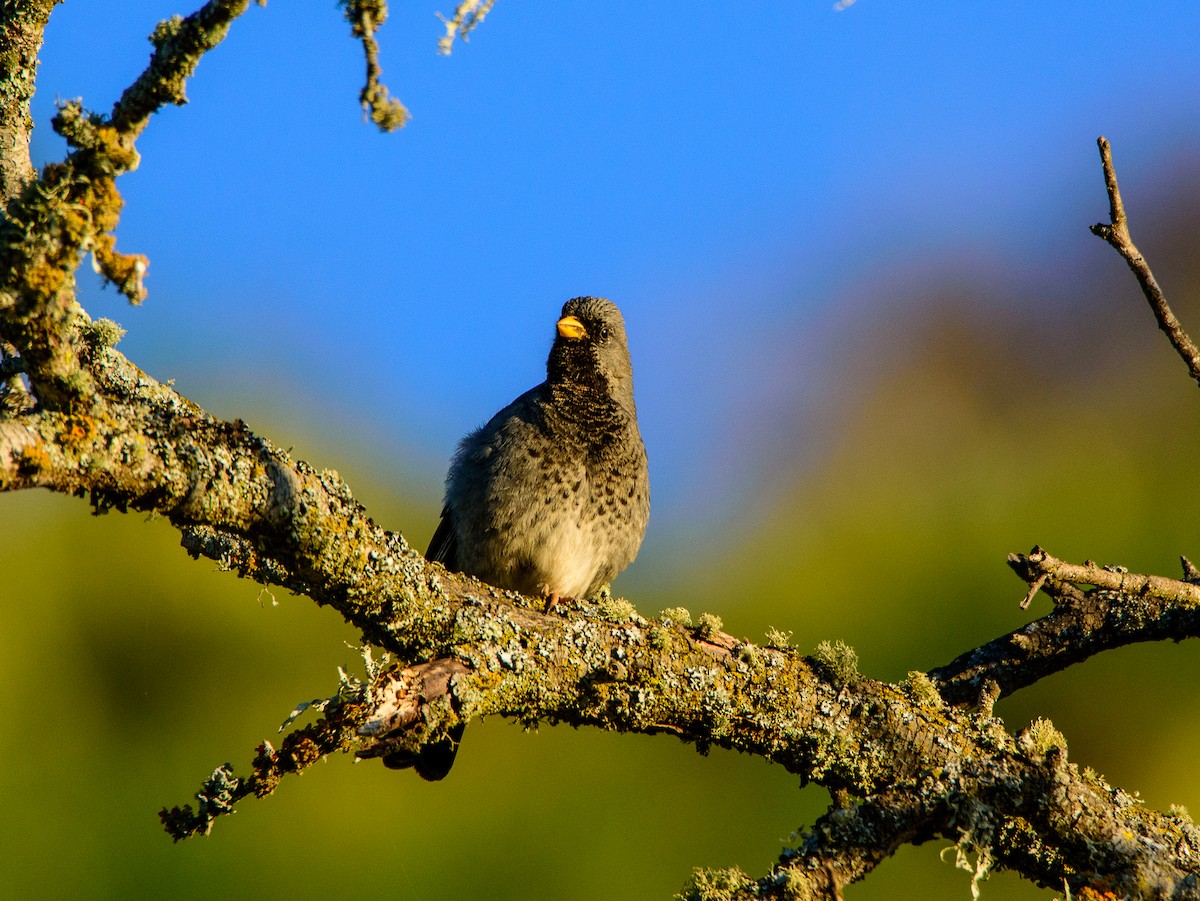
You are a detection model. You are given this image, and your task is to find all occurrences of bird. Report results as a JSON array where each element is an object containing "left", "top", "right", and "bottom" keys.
[{"left": 385, "top": 296, "right": 650, "bottom": 779}]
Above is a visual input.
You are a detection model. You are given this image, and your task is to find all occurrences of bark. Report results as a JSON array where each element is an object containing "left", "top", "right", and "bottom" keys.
[{"left": 0, "top": 1, "right": 58, "bottom": 204}]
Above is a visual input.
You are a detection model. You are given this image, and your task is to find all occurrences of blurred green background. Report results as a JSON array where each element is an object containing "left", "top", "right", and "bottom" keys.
[{"left": 6, "top": 2, "right": 1200, "bottom": 899}]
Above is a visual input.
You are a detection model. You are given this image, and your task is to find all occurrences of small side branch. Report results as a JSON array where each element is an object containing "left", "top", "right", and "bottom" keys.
[
  {"left": 110, "top": 0, "right": 254, "bottom": 138},
  {"left": 160, "top": 691, "right": 370, "bottom": 840},
  {"left": 341, "top": 1, "right": 410, "bottom": 132},
  {"left": 1014, "top": 547, "right": 1200, "bottom": 607},
  {"left": 1089, "top": 136, "right": 1200, "bottom": 388},
  {"left": 931, "top": 548, "right": 1200, "bottom": 705},
  {"left": 437, "top": 0, "right": 497, "bottom": 55}
]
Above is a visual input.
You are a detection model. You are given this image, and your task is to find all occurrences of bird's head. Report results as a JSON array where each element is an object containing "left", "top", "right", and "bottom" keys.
[{"left": 546, "top": 296, "right": 636, "bottom": 409}]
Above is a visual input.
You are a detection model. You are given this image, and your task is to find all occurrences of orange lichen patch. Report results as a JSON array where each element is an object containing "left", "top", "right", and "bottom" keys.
[
  {"left": 59, "top": 415, "right": 96, "bottom": 447},
  {"left": 92, "top": 234, "right": 148, "bottom": 304},
  {"left": 15, "top": 444, "right": 51, "bottom": 476},
  {"left": 19, "top": 262, "right": 71, "bottom": 300},
  {"left": 282, "top": 735, "right": 322, "bottom": 769},
  {"left": 89, "top": 124, "right": 140, "bottom": 173}
]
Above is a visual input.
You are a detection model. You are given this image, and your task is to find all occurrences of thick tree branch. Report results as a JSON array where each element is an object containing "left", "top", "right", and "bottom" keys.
[
  {"left": 0, "top": 1, "right": 59, "bottom": 204},
  {"left": 1090, "top": 136, "right": 1200, "bottom": 388}
]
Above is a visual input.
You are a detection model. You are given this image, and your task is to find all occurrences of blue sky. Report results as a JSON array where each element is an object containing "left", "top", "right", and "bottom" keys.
[{"left": 29, "top": 1, "right": 1200, "bottom": 542}]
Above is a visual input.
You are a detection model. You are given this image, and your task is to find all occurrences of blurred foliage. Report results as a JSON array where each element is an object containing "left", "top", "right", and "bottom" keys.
[{"left": 4, "top": 172, "right": 1200, "bottom": 899}]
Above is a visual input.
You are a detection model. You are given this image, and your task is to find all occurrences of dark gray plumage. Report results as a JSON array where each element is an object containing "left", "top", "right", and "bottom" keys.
[{"left": 386, "top": 296, "right": 650, "bottom": 780}]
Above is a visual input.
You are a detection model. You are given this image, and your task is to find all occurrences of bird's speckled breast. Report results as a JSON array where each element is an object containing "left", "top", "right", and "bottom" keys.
[{"left": 447, "top": 385, "right": 649, "bottom": 600}]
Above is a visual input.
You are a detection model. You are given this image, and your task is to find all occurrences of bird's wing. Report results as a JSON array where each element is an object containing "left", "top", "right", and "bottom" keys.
[{"left": 425, "top": 505, "right": 458, "bottom": 571}]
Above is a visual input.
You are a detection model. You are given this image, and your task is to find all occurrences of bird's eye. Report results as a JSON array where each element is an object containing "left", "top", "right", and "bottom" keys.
[{"left": 600, "top": 326, "right": 609, "bottom": 341}]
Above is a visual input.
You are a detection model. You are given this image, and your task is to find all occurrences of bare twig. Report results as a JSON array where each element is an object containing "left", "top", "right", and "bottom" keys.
[
  {"left": 1018, "top": 572, "right": 1047, "bottom": 609},
  {"left": 930, "top": 548, "right": 1200, "bottom": 705},
  {"left": 1090, "top": 136, "right": 1200, "bottom": 388},
  {"left": 1016, "top": 546, "right": 1200, "bottom": 607}
]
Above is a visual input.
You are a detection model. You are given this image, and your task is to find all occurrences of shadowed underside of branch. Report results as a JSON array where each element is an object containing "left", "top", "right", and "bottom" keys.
[{"left": 3, "top": 6, "right": 1200, "bottom": 898}]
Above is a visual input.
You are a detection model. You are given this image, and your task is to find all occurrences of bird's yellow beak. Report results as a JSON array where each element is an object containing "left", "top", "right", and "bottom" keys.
[{"left": 556, "top": 315, "right": 587, "bottom": 340}]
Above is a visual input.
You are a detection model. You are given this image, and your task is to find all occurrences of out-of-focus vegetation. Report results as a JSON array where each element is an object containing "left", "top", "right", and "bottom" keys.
[{"left": 4, "top": 171, "right": 1200, "bottom": 899}]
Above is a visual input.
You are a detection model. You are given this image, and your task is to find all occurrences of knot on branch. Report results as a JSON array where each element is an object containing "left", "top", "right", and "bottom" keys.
[{"left": 356, "top": 658, "right": 471, "bottom": 775}]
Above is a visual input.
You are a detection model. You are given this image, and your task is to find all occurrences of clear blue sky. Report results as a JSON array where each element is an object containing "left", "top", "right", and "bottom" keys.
[{"left": 30, "top": 1, "right": 1200, "bottom": 540}]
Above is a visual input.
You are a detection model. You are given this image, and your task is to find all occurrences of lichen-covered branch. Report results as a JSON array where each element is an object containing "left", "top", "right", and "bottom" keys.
[
  {"left": 340, "top": 0, "right": 409, "bottom": 132},
  {"left": 162, "top": 533, "right": 1200, "bottom": 895},
  {"left": 0, "top": 2, "right": 256, "bottom": 406},
  {"left": 688, "top": 734, "right": 1200, "bottom": 900},
  {"left": 109, "top": 0, "right": 254, "bottom": 138},
  {"left": 1089, "top": 135, "right": 1200, "bottom": 388},
  {"left": 437, "top": 0, "right": 496, "bottom": 55},
  {"left": 160, "top": 677, "right": 371, "bottom": 839},
  {"left": 0, "top": 328, "right": 464, "bottom": 661}
]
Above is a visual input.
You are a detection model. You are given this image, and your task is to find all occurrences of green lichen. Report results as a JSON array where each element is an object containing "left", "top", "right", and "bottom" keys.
[
  {"left": 675, "top": 865, "right": 754, "bottom": 901},
  {"left": 950, "top": 833, "right": 995, "bottom": 901},
  {"left": 695, "top": 612, "right": 723, "bottom": 639},
  {"left": 596, "top": 595, "right": 639, "bottom": 622},
  {"left": 151, "top": 14, "right": 185, "bottom": 48},
  {"left": 903, "top": 670, "right": 943, "bottom": 706},
  {"left": 764, "top": 626, "right": 793, "bottom": 649},
  {"left": 363, "top": 83, "right": 409, "bottom": 132},
  {"left": 659, "top": 606, "right": 692, "bottom": 626},
  {"left": 1021, "top": 717, "right": 1068, "bottom": 758},
  {"left": 813, "top": 639, "right": 859, "bottom": 684},
  {"left": 1168, "top": 804, "right": 1193, "bottom": 824},
  {"left": 81, "top": 317, "right": 126, "bottom": 348}
]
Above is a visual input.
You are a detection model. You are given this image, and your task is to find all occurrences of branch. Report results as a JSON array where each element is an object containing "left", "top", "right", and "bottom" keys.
[
  {"left": 161, "top": 525, "right": 1200, "bottom": 896},
  {"left": 0, "top": 332, "right": 450, "bottom": 658},
  {"left": 0, "top": 3, "right": 256, "bottom": 406},
  {"left": 340, "top": 1, "right": 410, "bottom": 132},
  {"left": 109, "top": 0, "right": 254, "bottom": 138},
  {"left": 0, "top": 1, "right": 59, "bottom": 204},
  {"left": 437, "top": 0, "right": 496, "bottom": 55},
  {"left": 1089, "top": 136, "right": 1200, "bottom": 387},
  {"left": 930, "top": 548, "right": 1200, "bottom": 706}
]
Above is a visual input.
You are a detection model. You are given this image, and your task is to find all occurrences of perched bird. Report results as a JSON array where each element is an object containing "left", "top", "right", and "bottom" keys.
[{"left": 386, "top": 296, "right": 650, "bottom": 779}]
